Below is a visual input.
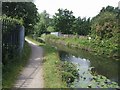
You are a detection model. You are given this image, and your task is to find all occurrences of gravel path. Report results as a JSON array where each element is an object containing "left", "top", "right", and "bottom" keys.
[{"left": 14, "top": 38, "right": 44, "bottom": 88}]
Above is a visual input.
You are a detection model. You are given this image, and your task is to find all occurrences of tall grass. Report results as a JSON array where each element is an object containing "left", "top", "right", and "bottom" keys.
[{"left": 42, "top": 45, "right": 67, "bottom": 88}]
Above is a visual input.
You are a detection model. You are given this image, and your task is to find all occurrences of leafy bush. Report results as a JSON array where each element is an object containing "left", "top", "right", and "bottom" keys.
[
  {"left": 61, "top": 61, "right": 79, "bottom": 84},
  {"left": 0, "top": 15, "right": 23, "bottom": 25}
]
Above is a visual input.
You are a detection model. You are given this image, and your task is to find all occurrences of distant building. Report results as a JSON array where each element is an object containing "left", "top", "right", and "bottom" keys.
[{"left": 50, "top": 32, "right": 62, "bottom": 36}]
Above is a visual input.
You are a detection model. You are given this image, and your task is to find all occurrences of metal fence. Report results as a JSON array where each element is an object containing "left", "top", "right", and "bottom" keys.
[{"left": 2, "top": 16, "right": 24, "bottom": 62}]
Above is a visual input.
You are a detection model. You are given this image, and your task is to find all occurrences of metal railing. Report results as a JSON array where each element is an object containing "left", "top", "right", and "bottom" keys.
[{"left": 2, "top": 16, "right": 24, "bottom": 63}]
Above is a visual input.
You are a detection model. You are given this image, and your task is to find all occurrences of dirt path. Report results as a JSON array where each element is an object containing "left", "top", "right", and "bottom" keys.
[{"left": 14, "top": 38, "right": 44, "bottom": 88}]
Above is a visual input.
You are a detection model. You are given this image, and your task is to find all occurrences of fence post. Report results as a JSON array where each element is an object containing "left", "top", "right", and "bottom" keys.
[{"left": 19, "top": 26, "right": 25, "bottom": 53}]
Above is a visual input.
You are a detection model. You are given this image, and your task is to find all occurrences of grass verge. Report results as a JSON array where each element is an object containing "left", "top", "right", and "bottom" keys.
[
  {"left": 42, "top": 45, "right": 67, "bottom": 88},
  {"left": 2, "top": 41, "right": 31, "bottom": 88}
]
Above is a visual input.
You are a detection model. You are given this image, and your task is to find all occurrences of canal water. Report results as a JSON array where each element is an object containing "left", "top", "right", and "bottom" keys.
[{"left": 47, "top": 42, "right": 119, "bottom": 88}]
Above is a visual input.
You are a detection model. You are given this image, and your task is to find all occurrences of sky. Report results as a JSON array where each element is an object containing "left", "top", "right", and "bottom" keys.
[{"left": 34, "top": 0, "right": 120, "bottom": 18}]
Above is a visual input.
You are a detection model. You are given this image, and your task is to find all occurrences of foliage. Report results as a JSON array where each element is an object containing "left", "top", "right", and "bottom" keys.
[
  {"left": 0, "top": 15, "right": 23, "bottom": 25},
  {"left": 44, "top": 34, "right": 119, "bottom": 59},
  {"left": 61, "top": 61, "right": 79, "bottom": 84},
  {"left": 33, "top": 11, "right": 51, "bottom": 37},
  {"left": 34, "top": 22, "right": 46, "bottom": 36},
  {"left": 47, "top": 26, "right": 55, "bottom": 32},
  {"left": 51, "top": 8, "right": 91, "bottom": 35},
  {"left": 100, "top": 5, "right": 119, "bottom": 14},
  {"left": 90, "top": 75, "right": 119, "bottom": 88},
  {"left": 2, "top": 2, "right": 39, "bottom": 35},
  {"left": 44, "top": 34, "right": 119, "bottom": 88},
  {"left": 72, "top": 69, "right": 119, "bottom": 88},
  {"left": 90, "top": 5, "right": 119, "bottom": 58},
  {"left": 53, "top": 8, "right": 75, "bottom": 34},
  {"left": 42, "top": 45, "right": 67, "bottom": 88},
  {"left": 72, "top": 17, "right": 91, "bottom": 35},
  {"left": 91, "top": 6, "right": 119, "bottom": 39},
  {"left": 31, "top": 8, "right": 91, "bottom": 37}
]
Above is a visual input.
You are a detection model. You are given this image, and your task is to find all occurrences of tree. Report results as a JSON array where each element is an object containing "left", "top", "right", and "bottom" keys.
[
  {"left": 2, "top": 2, "right": 39, "bottom": 35},
  {"left": 91, "top": 6, "right": 119, "bottom": 39},
  {"left": 53, "top": 8, "right": 75, "bottom": 34},
  {"left": 33, "top": 11, "right": 52, "bottom": 37},
  {"left": 47, "top": 26, "right": 55, "bottom": 32},
  {"left": 72, "top": 17, "right": 91, "bottom": 35}
]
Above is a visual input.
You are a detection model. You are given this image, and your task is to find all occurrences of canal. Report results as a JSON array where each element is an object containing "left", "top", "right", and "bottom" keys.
[{"left": 47, "top": 41, "right": 119, "bottom": 88}]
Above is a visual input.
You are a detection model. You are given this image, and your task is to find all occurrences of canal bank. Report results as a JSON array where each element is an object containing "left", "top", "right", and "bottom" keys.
[
  {"left": 44, "top": 35, "right": 119, "bottom": 60},
  {"left": 43, "top": 35, "right": 119, "bottom": 88},
  {"left": 42, "top": 45, "right": 67, "bottom": 88},
  {"left": 46, "top": 41, "right": 119, "bottom": 88}
]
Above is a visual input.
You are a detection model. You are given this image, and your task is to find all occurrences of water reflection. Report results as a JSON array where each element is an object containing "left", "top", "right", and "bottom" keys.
[
  {"left": 59, "top": 51, "right": 95, "bottom": 87},
  {"left": 58, "top": 50, "right": 119, "bottom": 88},
  {"left": 59, "top": 51, "right": 90, "bottom": 72},
  {"left": 57, "top": 46, "right": 118, "bottom": 83}
]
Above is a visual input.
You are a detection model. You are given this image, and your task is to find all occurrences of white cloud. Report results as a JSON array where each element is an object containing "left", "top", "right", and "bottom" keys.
[{"left": 34, "top": 0, "right": 119, "bottom": 18}]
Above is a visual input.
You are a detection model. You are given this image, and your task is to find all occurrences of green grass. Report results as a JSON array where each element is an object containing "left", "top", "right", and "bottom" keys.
[
  {"left": 2, "top": 41, "right": 31, "bottom": 88},
  {"left": 42, "top": 45, "right": 67, "bottom": 88}
]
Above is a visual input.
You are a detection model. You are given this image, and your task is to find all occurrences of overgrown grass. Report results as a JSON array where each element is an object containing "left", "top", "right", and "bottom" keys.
[
  {"left": 44, "top": 35, "right": 118, "bottom": 60},
  {"left": 42, "top": 45, "right": 67, "bottom": 88},
  {"left": 2, "top": 41, "right": 31, "bottom": 88}
]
